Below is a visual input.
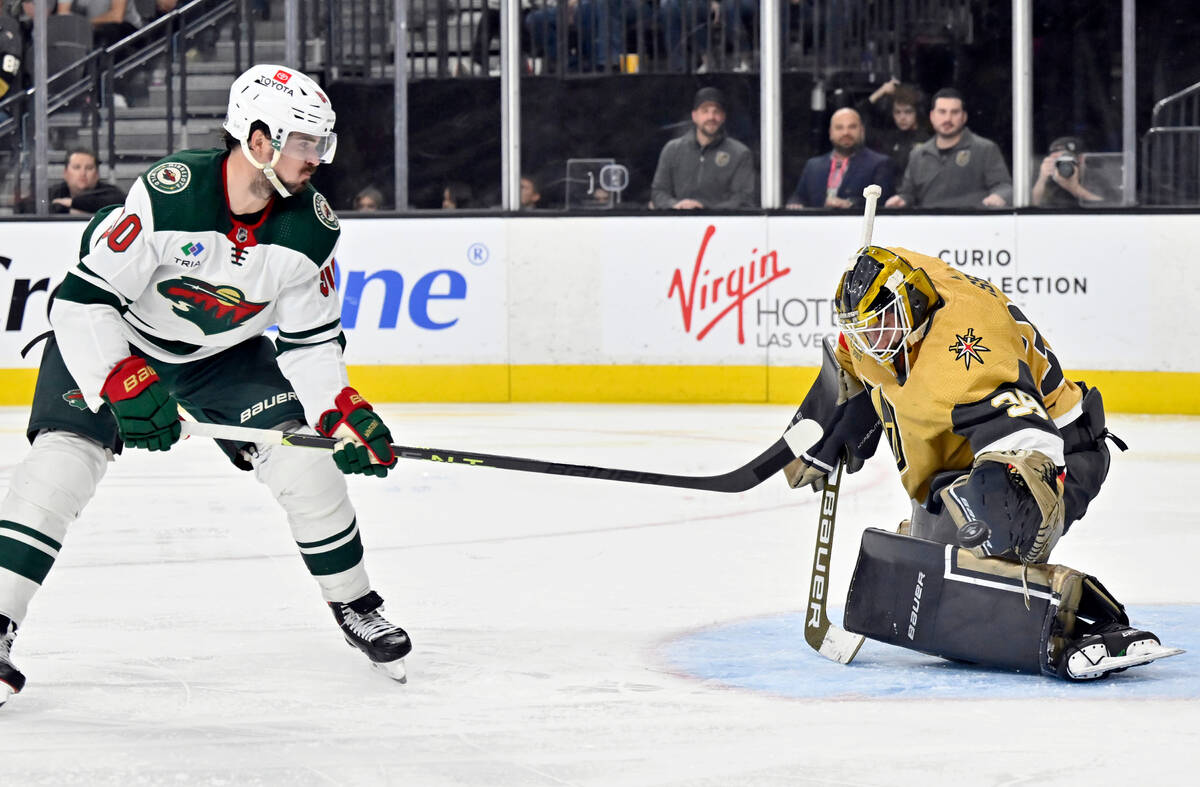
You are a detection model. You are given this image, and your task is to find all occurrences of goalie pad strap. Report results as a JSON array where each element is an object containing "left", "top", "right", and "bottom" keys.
[{"left": 843, "top": 528, "right": 1126, "bottom": 676}]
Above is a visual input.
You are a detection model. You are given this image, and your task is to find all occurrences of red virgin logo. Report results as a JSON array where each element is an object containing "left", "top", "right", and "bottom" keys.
[{"left": 667, "top": 225, "right": 791, "bottom": 344}]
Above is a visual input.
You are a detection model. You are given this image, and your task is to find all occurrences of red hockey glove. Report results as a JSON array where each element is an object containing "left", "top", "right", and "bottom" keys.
[
  {"left": 100, "top": 356, "right": 181, "bottom": 452},
  {"left": 316, "top": 387, "right": 397, "bottom": 477}
]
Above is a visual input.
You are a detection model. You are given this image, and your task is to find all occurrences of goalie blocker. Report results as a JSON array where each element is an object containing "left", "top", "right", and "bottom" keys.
[{"left": 843, "top": 528, "right": 1182, "bottom": 680}]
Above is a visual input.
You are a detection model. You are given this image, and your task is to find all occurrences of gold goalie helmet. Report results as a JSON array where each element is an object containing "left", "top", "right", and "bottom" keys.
[{"left": 834, "top": 246, "right": 939, "bottom": 365}]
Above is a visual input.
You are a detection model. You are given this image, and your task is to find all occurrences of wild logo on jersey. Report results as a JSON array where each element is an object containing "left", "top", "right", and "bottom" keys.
[
  {"left": 62, "top": 389, "right": 87, "bottom": 410},
  {"left": 949, "top": 328, "right": 990, "bottom": 370},
  {"left": 157, "top": 276, "right": 267, "bottom": 334}
]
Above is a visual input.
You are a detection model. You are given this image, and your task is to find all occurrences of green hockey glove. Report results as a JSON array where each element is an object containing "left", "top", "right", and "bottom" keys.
[
  {"left": 316, "top": 387, "right": 397, "bottom": 477},
  {"left": 100, "top": 356, "right": 181, "bottom": 451}
]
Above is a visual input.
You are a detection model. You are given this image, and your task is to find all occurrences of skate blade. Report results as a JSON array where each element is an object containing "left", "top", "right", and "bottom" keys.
[
  {"left": 1068, "top": 644, "right": 1185, "bottom": 680},
  {"left": 371, "top": 658, "right": 408, "bottom": 684}
]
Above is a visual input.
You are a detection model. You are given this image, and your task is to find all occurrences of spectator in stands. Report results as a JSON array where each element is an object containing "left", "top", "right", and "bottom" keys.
[
  {"left": 72, "top": 0, "right": 150, "bottom": 106},
  {"left": 721, "top": 0, "right": 759, "bottom": 71},
  {"left": 857, "top": 78, "right": 929, "bottom": 177},
  {"left": 0, "top": 5, "right": 21, "bottom": 101},
  {"left": 471, "top": 1, "right": 533, "bottom": 75},
  {"left": 786, "top": 107, "right": 893, "bottom": 209},
  {"left": 656, "top": 0, "right": 713, "bottom": 73},
  {"left": 526, "top": 0, "right": 624, "bottom": 73},
  {"left": 16, "top": 147, "right": 125, "bottom": 215},
  {"left": 442, "top": 181, "right": 475, "bottom": 209},
  {"left": 520, "top": 174, "right": 542, "bottom": 210},
  {"left": 6, "top": 2, "right": 72, "bottom": 94},
  {"left": 1032, "top": 136, "right": 1115, "bottom": 207},
  {"left": 651, "top": 86, "right": 756, "bottom": 209},
  {"left": 885, "top": 88, "right": 1012, "bottom": 209},
  {"left": 353, "top": 186, "right": 384, "bottom": 211}
]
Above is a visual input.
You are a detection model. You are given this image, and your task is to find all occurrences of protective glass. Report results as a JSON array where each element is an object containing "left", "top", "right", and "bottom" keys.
[{"left": 279, "top": 130, "right": 338, "bottom": 164}]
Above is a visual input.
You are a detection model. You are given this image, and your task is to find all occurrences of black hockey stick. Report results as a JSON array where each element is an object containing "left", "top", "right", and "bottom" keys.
[
  {"left": 179, "top": 420, "right": 821, "bottom": 494},
  {"left": 802, "top": 454, "right": 865, "bottom": 663}
]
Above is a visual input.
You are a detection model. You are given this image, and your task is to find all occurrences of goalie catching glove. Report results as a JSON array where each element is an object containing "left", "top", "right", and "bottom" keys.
[
  {"left": 942, "top": 449, "right": 1065, "bottom": 564},
  {"left": 317, "top": 387, "right": 397, "bottom": 477},
  {"left": 100, "top": 356, "right": 182, "bottom": 451},
  {"left": 783, "top": 337, "right": 882, "bottom": 490}
]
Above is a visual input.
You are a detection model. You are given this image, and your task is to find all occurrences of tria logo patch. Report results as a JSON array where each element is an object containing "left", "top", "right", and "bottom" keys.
[
  {"left": 157, "top": 276, "right": 267, "bottom": 334},
  {"left": 181, "top": 241, "right": 205, "bottom": 257},
  {"left": 949, "top": 328, "right": 990, "bottom": 369}
]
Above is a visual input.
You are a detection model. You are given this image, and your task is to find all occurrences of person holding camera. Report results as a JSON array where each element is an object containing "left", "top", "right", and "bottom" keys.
[{"left": 1032, "top": 136, "right": 1110, "bottom": 207}]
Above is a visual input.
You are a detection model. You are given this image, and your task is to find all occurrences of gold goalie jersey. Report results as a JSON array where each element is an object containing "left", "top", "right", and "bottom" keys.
[{"left": 835, "top": 247, "right": 1084, "bottom": 506}]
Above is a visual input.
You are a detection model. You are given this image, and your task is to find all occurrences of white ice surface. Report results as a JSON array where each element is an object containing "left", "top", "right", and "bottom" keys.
[{"left": 0, "top": 404, "right": 1196, "bottom": 786}]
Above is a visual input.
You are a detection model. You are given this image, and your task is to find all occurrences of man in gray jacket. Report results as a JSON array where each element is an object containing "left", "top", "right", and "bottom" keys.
[
  {"left": 651, "top": 87, "right": 757, "bottom": 209},
  {"left": 885, "top": 88, "right": 1012, "bottom": 209}
]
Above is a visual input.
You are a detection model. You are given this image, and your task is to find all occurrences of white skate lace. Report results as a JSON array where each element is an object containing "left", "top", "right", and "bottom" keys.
[
  {"left": 0, "top": 624, "right": 14, "bottom": 663},
  {"left": 344, "top": 610, "right": 400, "bottom": 643}
]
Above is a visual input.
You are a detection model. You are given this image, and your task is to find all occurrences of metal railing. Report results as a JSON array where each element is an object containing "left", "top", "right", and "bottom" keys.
[
  {"left": 315, "top": 0, "right": 976, "bottom": 80},
  {"left": 1, "top": 0, "right": 249, "bottom": 213},
  {"left": 1141, "top": 81, "right": 1200, "bottom": 206}
]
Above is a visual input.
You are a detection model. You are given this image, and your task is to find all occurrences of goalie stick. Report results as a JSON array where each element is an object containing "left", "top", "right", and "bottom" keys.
[
  {"left": 802, "top": 455, "right": 865, "bottom": 663},
  {"left": 800, "top": 182, "right": 882, "bottom": 664},
  {"left": 179, "top": 419, "right": 822, "bottom": 494}
]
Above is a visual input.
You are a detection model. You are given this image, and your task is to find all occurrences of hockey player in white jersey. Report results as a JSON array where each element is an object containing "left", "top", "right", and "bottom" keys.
[{"left": 0, "top": 65, "right": 411, "bottom": 707}]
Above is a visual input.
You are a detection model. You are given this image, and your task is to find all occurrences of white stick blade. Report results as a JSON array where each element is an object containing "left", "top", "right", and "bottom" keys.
[
  {"left": 818, "top": 627, "right": 866, "bottom": 665},
  {"left": 782, "top": 418, "right": 824, "bottom": 458}
]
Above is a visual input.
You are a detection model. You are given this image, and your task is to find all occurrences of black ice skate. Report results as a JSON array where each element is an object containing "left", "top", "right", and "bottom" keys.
[
  {"left": 1061, "top": 621, "right": 1184, "bottom": 680},
  {"left": 330, "top": 591, "right": 411, "bottom": 683},
  {"left": 0, "top": 615, "right": 26, "bottom": 708}
]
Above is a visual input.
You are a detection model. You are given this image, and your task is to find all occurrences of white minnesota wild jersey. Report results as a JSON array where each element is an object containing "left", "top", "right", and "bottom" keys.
[{"left": 53, "top": 148, "right": 345, "bottom": 414}]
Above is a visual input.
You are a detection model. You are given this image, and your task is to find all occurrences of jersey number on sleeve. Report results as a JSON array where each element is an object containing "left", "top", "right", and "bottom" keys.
[
  {"left": 990, "top": 389, "right": 1049, "bottom": 420},
  {"left": 100, "top": 212, "right": 143, "bottom": 253},
  {"left": 319, "top": 260, "right": 336, "bottom": 297}
]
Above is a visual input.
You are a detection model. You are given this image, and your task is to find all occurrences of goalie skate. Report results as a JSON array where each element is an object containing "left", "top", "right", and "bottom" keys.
[
  {"left": 0, "top": 616, "right": 26, "bottom": 708},
  {"left": 330, "top": 591, "right": 411, "bottom": 684},
  {"left": 1063, "top": 622, "right": 1184, "bottom": 681}
]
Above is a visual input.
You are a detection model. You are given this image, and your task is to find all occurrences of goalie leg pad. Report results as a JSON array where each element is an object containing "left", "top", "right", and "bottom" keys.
[
  {"left": 251, "top": 423, "right": 370, "bottom": 603},
  {"left": 843, "top": 528, "right": 1126, "bottom": 676},
  {"left": 0, "top": 431, "right": 108, "bottom": 622}
]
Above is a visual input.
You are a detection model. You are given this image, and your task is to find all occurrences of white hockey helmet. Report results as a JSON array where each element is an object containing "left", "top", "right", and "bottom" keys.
[{"left": 224, "top": 64, "right": 337, "bottom": 196}]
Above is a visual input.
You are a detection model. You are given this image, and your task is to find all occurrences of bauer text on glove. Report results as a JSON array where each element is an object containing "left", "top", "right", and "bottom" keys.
[
  {"left": 316, "top": 387, "right": 398, "bottom": 477},
  {"left": 100, "top": 356, "right": 182, "bottom": 451}
]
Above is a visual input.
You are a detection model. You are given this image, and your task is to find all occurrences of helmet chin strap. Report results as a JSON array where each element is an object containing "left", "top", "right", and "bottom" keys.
[{"left": 239, "top": 138, "right": 292, "bottom": 198}]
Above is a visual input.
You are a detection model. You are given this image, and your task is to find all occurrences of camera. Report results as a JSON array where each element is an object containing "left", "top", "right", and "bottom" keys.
[{"left": 1055, "top": 153, "right": 1078, "bottom": 178}]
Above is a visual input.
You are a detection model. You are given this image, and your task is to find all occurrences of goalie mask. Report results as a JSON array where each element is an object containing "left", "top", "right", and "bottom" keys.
[
  {"left": 223, "top": 64, "right": 337, "bottom": 198},
  {"left": 834, "top": 246, "right": 938, "bottom": 367}
]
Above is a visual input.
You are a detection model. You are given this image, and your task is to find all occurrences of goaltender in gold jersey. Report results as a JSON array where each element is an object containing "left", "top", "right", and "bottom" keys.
[
  {"left": 835, "top": 247, "right": 1082, "bottom": 508},
  {"left": 780, "top": 245, "right": 1181, "bottom": 681}
]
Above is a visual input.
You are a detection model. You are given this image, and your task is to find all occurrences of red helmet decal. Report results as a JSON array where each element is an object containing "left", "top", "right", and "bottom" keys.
[{"left": 274, "top": 69, "right": 292, "bottom": 83}]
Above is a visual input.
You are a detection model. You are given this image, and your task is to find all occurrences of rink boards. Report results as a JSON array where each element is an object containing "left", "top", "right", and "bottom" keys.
[{"left": 1, "top": 212, "right": 1197, "bottom": 412}]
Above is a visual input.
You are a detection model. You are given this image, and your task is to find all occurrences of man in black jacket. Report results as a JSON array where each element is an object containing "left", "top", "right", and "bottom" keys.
[{"left": 17, "top": 148, "right": 126, "bottom": 215}]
